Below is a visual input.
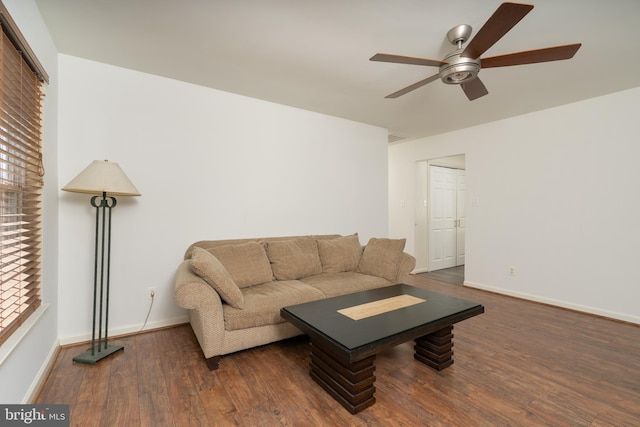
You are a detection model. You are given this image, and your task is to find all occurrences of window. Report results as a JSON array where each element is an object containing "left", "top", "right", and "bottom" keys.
[{"left": 0, "top": 2, "right": 48, "bottom": 346}]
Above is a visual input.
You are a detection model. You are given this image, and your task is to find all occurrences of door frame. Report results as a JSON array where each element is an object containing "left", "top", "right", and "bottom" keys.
[{"left": 414, "top": 154, "right": 466, "bottom": 273}]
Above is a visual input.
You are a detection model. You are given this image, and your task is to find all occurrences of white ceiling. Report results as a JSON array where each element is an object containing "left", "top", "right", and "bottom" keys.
[{"left": 35, "top": 0, "right": 640, "bottom": 143}]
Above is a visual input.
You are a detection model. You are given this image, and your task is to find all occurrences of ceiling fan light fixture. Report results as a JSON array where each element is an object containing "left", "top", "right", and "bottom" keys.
[
  {"left": 440, "top": 61, "right": 480, "bottom": 85},
  {"left": 439, "top": 54, "right": 481, "bottom": 85},
  {"left": 447, "top": 70, "right": 474, "bottom": 83}
]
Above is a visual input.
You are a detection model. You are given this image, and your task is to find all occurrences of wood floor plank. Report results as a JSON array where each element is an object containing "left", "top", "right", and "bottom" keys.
[
  {"left": 243, "top": 342, "right": 348, "bottom": 426},
  {"left": 34, "top": 275, "right": 640, "bottom": 426},
  {"left": 36, "top": 346, "right": 83, "bottom": 404},
  {"left": 163, "top": 346, "right": 211, "bottom": 425},
  {"left": 135, "top": 331, "right": 175, "bottom": 426},
  {"left": 71, "top": 356, "right": 112, "bottom": 426},
  {"left": 102, "top": 336, "right": 141, "bottom": 426},
  {"left": 418, "top": 266, "right": 465, "bottom": 285}
]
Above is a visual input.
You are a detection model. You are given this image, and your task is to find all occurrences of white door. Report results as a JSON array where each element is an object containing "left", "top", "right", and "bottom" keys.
[
  {"left": 429, "top": 166, "right": 457, "bottom": 271},
  {"left": 429, "top": 166, "right": 465, "bottom": 271}
]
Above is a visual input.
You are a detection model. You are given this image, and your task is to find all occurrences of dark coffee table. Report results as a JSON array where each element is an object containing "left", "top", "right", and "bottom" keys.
[{"left": 280, "top": 284, "right": 484, "bottom": 414}]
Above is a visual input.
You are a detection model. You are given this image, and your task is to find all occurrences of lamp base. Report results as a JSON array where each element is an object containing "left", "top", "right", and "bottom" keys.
[{"left": 73, "top": 344, "right": 124, "bottom": 365}]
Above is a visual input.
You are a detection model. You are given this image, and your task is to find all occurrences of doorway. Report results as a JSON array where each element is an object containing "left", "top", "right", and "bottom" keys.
[{"left": 414, "top": 155, "right": 466, "bottom": 274}]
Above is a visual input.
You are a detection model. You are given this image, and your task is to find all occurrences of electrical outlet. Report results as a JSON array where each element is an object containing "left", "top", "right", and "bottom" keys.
[
  {"left": 508, "top": 266, "right": 516, "bottom": 277},
  {"left": 148, "top": 287, "right": 157, "bottom": 299}
]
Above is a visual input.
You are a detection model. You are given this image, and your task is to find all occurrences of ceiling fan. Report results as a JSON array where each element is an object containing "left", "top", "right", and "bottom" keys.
[{"left": 370, "top": 2, "right": 581, "bottom": 101}]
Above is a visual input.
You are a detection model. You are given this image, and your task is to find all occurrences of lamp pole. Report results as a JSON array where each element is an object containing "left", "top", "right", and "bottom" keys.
[{"left": 73, "top": 193, "right": 122, "bottom": 363}]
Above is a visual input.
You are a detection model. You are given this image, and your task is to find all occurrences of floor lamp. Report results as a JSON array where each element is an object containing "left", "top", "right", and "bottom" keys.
[{"left": 62, "top": 160, "right": 141, "bottom": 364}]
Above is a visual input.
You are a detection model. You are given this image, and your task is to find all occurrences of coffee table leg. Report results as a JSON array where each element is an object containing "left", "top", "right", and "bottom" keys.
[
  {"left": 414, "top": 325, "right": 454, "bottom": 371},
  {"left": 308, "top": 341, "right": 376, "bottom": 414}
]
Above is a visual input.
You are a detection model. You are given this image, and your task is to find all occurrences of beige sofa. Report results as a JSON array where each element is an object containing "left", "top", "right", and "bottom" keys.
[{"left": 174, "top": 234, "right": 416, "bottom": 369}]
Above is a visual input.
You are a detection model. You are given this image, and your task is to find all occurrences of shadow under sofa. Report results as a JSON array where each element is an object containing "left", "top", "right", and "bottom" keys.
[{"left": 174, "top": 234, "right": 416, "bottom": 370}]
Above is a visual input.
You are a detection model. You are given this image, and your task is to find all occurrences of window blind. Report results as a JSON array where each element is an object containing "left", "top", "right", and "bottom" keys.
[{"left": 0, "top": 7, "right": 45, "bottom": 346}]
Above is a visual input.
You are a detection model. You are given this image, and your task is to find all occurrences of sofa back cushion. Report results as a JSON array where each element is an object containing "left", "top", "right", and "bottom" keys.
[
  {"left": 266, "top": 238, "right": 322, "bottom": 280},
  {"left": 190, "top": 247, "right": 245, "bottom": 309},
  {"left": 357, "top": 237, "right": 406, "bottom": 281},
  {"left": 317, "top": 233, "right": 362, "bottom": 273},
  {"left": 206, "top": 242, "right": 273, "bottom": 288}
]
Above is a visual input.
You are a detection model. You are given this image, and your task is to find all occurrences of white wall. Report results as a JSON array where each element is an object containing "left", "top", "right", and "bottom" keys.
[
  {"left": 0, "top": 0, "right": 59, "bottom": 403},
  {"left": 57, "top": 54, "right": 389, "bottom": 343},
  {"left": 390, "top": 87, "right": 640, "bottom": 324}
]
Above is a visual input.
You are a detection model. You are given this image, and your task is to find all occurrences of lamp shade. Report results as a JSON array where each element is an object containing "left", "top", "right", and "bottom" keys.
[{"left": 62, "top": 160, "right": 141, "bottom": 196}]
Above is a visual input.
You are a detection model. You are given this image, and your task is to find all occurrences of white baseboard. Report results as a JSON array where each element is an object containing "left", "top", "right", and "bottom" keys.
[
  {"left": 58, "top": 315, "right": 189, "bottom": 346},
  {"left": 464, "top": 280, "right": 640, "bottom": 325},
  {"left": 24, "top": 338, "right": 60, "bottom": 404}
]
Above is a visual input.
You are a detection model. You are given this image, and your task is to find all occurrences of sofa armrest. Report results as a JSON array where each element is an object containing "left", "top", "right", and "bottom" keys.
[
  {"left": 393, "top": 252, "right": 416, "bottom": 283},
  {"left": 174, "top": 260, "right": 225, "bottom": 358},
  {"left": 174, "top": 260, "right": 222, "bottom": 310}
]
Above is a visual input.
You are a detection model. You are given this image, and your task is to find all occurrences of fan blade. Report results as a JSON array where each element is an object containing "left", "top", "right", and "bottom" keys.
[
  {"left": 461, "top": 77, "right": 489, "bottom": 101},
  {"left": 385, "top": 74, "right": 440, "bottom": 98},
  {"left": 461, "top": 2, "right": 534, "bottom": 59},
  {"left": 481, "top": 43, "right": 581, "bottom": 68},
  {"left": 370, "top": 53, "right": 446, "bottom": 67}
]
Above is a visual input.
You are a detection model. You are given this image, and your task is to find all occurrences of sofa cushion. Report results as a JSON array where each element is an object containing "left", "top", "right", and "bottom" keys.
[
  {"left": 190, "top": 247, "right": 245, "bottom": 309},
  {"left": 357, "top": 237, "right": 406, "bottom": 281},
  {"left": 206, "top": 242, "right": 273, "bottom": 288},
  {"left": 223, "top": 280, "right": 326, "bottom": 330},
  {"left": 265, "top": 238, "right": 322, "bottom": 280},
  {"left": 301, "top": 272, "right": 391, "bottom": 298},
  {"left": 317, "top": 233, "right": 362, "bottom": 273}
]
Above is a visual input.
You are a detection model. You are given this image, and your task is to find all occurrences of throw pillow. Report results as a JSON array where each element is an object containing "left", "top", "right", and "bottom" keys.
[
  {"left": 266, "top": 238, "right": 323, "bottom": 280},
  {"left": 190, "top": 247, "right": 245, "bottom": 309},
  {"left": 317, "top": 233, "right": 362, "bottom": 273},
  {"left": 357, "top": 237, "right": 406, "bottom": 281},
  {"left": 207, "top": 242, "right": 274, "bottom": 288}
]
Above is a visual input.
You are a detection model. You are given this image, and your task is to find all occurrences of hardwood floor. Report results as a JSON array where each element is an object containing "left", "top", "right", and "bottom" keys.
[
  {"left": 36, "top": 275, "right": 640, "bottom": 426},
  {"left": 418, "top": 266, "right": 465, "bottom": 285}
]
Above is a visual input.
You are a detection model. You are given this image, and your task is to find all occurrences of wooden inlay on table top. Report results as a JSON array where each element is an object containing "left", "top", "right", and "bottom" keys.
[{"left": 337, "top": 294, "right": 425, "bottom": 320}]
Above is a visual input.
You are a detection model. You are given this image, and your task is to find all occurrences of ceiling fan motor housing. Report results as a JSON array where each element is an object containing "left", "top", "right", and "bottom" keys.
[{"left": 439, "top": 49, "right": 481, "bottom": 85}]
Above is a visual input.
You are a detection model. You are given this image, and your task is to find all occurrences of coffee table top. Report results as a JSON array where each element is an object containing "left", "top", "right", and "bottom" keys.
[{"left": 281, "top": 284, "right": 483, "bottom": 359}]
